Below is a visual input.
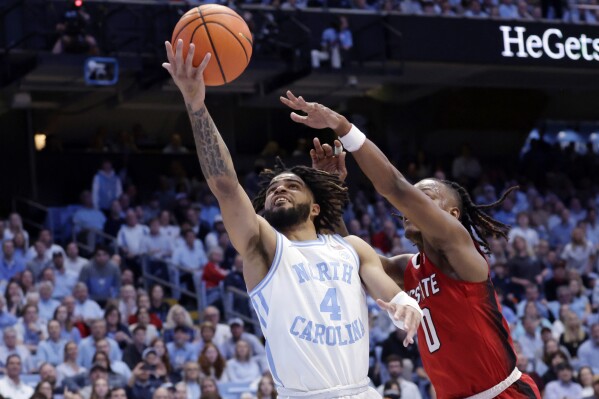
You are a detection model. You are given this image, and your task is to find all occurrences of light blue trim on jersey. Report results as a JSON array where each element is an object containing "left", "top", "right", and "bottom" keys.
[
  {"left": 265, "top": 342, "right": 283, "bottom": 386},
  {"left": 332, "top": 234, "right": 360, "bottom": 270},
  {"left": 249, "top": 231, "right": 283, "bottom": 296},
  {"left": 290, "top": 234, "right": 326, "bottom": 247},
  {"left": 256, "top": 290, "right": 270, "bottom": 314},
  {"left": 251, "top": 296, "right": 268, "bottom": 329}
]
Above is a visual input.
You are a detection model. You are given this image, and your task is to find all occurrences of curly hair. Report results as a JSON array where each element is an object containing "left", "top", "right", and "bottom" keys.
[
  {"left": 252, "top": 158, "right": 349, "bottom": 233},
  {"left": 439, "top": 179, "right": 519, "bottom": 253}
]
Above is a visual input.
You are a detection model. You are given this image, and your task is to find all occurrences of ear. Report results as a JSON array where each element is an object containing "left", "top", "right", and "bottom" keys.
[
  {"left": 311, "top": 203, "right": 320, "bottom": 217},
  {"left": 449, "top": 207, "right": 460, "bottom": 220}
]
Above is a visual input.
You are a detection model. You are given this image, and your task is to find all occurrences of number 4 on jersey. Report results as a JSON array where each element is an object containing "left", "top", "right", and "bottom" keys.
[{"left": 320, "top": 288, "right": 341, "bottom": 320}]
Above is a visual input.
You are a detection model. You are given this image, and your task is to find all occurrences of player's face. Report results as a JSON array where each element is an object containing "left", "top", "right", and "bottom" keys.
[
  {"left": 264, "top": 173, "right": 315, "bottom": 230},
  {"left": 404, "top": 179, "right": 449, "bottom": 245}
]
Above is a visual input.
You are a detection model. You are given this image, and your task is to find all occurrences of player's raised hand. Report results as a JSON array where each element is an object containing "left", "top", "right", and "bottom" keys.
[
  {"left": 162, "top": 39, "right": 211, "bottom": 107},
  {"left": 376, "top": 298, "right": 422, "bottom": 347},
  {"left": 311, "top": 138, "right": 348, "bottom": 181},
  {"left": 280, "top": 91, "right": 346, "bottom": 130}
]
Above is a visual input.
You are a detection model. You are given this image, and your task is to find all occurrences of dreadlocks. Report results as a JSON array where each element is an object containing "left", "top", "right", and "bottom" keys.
[
  {"left": 252, "top": 158, "right": 349, "bottom": 233},
  {"left": 440, "top": 179, "right": 519, "bottom": 253}
]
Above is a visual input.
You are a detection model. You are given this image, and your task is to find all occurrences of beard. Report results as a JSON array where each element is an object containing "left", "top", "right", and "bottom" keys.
[{"left": 264, "top": 203, "right": 311, "bottom": 231}]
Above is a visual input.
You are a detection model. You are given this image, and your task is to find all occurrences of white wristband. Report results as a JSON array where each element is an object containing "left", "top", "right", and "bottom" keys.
[
  {"left": 338, "top": 124, "right": 366, "bottom": 152},
  {"left": 386, "top": 291, "right": 422, "bottom": 330}
]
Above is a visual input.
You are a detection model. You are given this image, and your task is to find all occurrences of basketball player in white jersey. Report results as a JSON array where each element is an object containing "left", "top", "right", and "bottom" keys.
[{"left": 163, "top": 41, "right": 422, "bottom": 399}]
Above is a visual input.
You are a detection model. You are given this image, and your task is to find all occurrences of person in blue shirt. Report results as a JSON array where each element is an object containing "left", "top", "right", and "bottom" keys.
[
  {"left": 311, "top": 16, "right": 353, "bottom": 69},
  {"left": 37, "top": 320, "right": 67, "bottom": 367},
  {"left": 0, "top": 240, "right": 25, "bottom": 283},
  {"left": 78, "top": 245, "right": 121, "bottom": 306},
  {"left": 166, "top": 326, "right": 198, "bottom": 375}
]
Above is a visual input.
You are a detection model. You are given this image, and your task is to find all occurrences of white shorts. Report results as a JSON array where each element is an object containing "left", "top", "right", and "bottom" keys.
[{"left": 278, "top": 386, "right": 381, "bottom": 399}]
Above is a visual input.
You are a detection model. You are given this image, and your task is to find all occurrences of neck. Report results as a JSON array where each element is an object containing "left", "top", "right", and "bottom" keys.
[
  {"left": 8, "top": 375, "right": 19, "bottom": 384},
  {"left": 280, "top": 222, "right": 318, "bottom": 241}
]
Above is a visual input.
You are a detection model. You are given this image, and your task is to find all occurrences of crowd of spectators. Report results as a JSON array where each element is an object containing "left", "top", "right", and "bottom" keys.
[{"left": 2, "top": 134, "right": 599, "bottom": 399}]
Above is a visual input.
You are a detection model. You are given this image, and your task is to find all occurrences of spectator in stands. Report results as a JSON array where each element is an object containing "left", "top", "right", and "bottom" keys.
[
  {"left": 15, "top": 303, "right": 47, "bottom": 354},
  {"left": 221, "top": 318, "right": 264, "bottom": 361},
  {"left": 256, "top": 373, "right": 277, "bottom": 399},
  {"left": 149, "top": 284, "right": 170, "bottom": 323},
  {"left": 0, "top": 296, "right": 16, "bottom": 329},
  {"left": 201, "top": 306, "right": 232, "bottom": 348},
  {"left": 163, "top": 305, "right": 196, "bottom": 343},
  {"left": 578, "top": 323, "right": 599, "bottom": 374},
  {"left": 0, "top": 327, "right": 33, "bottom": 374},
  {"left": 142, "top": 218, "right": 172, "bottom": 260},
  {"left": 198, "top": 342, "right": 227, "bottom": 382},
  {"left": 0, "top": 240, "right": 25, "bottom": 284},
  {"left": 38, "top": 280, "right": 60, "bottom": 321},
  {"left": 129, "top": 307, "right": 159, "bottom": 345},
  {"left": 149, "top": 338, "right": 173, "bottom": 381},
  {"left": 78, "top": 319, "right": 122, "bottom": 369},
  {"left": 33, "top": 380, "right": 53, "bottom": 399},
  {"left": 57, "top": 341, "right": 85, "bottom": 387},
  {"left": 376, "top": 354, "right": 421, "bottom": 398},
  {"left": 52, "top": 3, "right": 98, "bottom": 55},
  {"left": 507, "top": 236, "right": 543, "bottom": 298},
  {"left": 492, "top": 196, "right": 517, "bottom": 227},
  {"left": 11, "top": 232, "right": 27, "bottom": 265},
  {"left": 79, "top": 246, "right": 121, "bottom": 306},
  {"left": 4, "top": 213, "right": 29, "bottom": 248},
  {"left": 544, "top": 362, "right": 582, "bottom": 399},
  {"left": 49, "top": 253, "right": 78, "bottom": 301},
  {"left": 122, "top": 326, "right": 147, "bottom": 370},
  {"left": 20, "top": 269, "right": 35, "bottom": 297},
  {"left": 158, "top": 210, "right": 180, "bottom": 247},
  {"left": 516, "top": 284, "right": 551, "bottom": 320},
  {"left": 163, "top": 133, "right": 189, "bottom": 154},
  {"left": 74, "top": 189, "right": 107, "bottom": 238},
  {"left": 450, "top": 143, "right": 482, "bottom": 184},
  {"left": 372, "top": 219, "right": 399, "bottom": 255},
  {"left": 28, "top": 229, "right": 65, "bottom": 263},
  {"left": 0, "top": 354, "right": 34, "bottom": 399},
  {"left": 128, "top": 292, "right": 162, "bottom": 330},
  {"left": 104, "top": 305, "right": 133, "bottom": 349},
  {"left": 545, "top": 260, "right": 570, "bottom": 302},
  {"left": 104, "top": 200, "right": 125, "bottom": 239},
  {"left": 559, "top": 310, "right": 587, "bottom": 360},
  {"left": 38, "top": 361, "right": 60, "bottom": 396},
  {"left": 64, "top": 242, "right": 88, "bottom": 276},
  {"left": 126, "top": 360, "right": 163, "bottom": 398},
  {"left": 204, "top": 215, "right": 227, "bottom": 252},
  {"left": 225, "top": 340, "right": 262, "bottom": 383},
  {"left": 92, "top": 345, "right": 130, "bottom": 387},
  {"left": 92, "top": 160, "right": 123, "bottom": 214},
  {"left": 550, "top": 209, "right": 575, "bottom": 249},
  {"left": 117, "top": 285, "right": 137, "bottom": 322},
  {"left": 195, "top": 321, "right": 217, "bottom": 353},
  {"left": 561, "top": 228, "right": 597, "bottom": 276},
  {"left": 311, "top": 16, "right": 353, "bottom": 70},
  {"left": 166, "top": 326, "right": 198, "bottom": 375},
  {"left": 223, "top": 254, "right": 251, "bottom": 319},
  {"left": 202, "top": 247, "right": 229, "bottom": 309},
  {"left": 464, "top": 0, "right": 490, "bottom": 17},
  {"left": 26, "top": 240, "right": 48, "bottom": 279},
  {"left": 569, "top": 277, "right": 591, "bottom": 321},
  {"left": 109, "top": 387, "right": 127, "bottom": 399},
  {"left": 199, "top": 377, "right": 222, "bottom": 399},
  {"left": 54, "top": 304, "right": 81, "bottom": 343},
  {"left": 508, "top": 212, "right": 540, "bottom": 248},
  {"left": 579, "top": 366, "right": 594, "bottom": 397},
  {"left": 37, "top": 319, "right": 67, "bottom": 367},
  {"left": 171, "top": 228, "right": 207, "bottom": 298},
  {"left": 181, "top": 361, "right": 202, "bottom": 398},
  {"left": 217, "top": 231, "right": 237, "bottom": 269},
  {"left": 117, "top": 209, "right": 149, "bottom": 272}
]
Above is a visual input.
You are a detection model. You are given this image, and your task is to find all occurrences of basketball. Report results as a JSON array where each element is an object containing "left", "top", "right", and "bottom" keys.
[{"left": 171, "top": 5, "right": 253, "bottom": 86}]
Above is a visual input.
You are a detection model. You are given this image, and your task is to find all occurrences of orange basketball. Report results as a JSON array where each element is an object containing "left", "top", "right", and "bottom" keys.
[{"left": 171, "top": 5, "right": 253, "bottom": 86}]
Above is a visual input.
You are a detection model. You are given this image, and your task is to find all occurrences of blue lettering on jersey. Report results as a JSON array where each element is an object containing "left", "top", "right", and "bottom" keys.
[
  {"left": 289, "top": 315, "right": 365, "bottom": 346},
  {"left": 291, "top": 262, "right": 353, "bottom": 285}
]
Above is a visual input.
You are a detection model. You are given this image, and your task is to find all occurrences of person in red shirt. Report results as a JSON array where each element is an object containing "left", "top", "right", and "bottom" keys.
[
  {"left": 201, "top": 247, "right": 229, "bottom": 308},
  {"left": 281, "top": 91, "right": 541, "bottom": 399}
]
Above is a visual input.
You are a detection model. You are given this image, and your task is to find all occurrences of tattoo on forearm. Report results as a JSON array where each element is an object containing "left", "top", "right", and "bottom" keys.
[{"left": 187, "top": 104, "right": 229, "bottom": 178}]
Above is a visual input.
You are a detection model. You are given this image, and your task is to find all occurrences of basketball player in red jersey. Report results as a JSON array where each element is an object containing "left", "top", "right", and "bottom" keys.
[{"left": 281, "top": 91, "right": 541, "bottom": 399}]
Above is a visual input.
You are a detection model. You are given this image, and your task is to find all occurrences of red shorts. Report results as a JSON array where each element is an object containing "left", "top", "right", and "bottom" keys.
[{"left": 496, "top": 374, "right": 541, "bottom": 399}]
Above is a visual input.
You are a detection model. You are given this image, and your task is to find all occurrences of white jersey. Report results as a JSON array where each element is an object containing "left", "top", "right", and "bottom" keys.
[{"left": 250, "top": 232, "right": 371, "bottom": 396}]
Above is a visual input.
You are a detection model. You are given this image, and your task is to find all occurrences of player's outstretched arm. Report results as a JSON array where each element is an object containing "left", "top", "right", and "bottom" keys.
[
  {"left": 281, "top": 90, "right": 487, "bottom": 282},
  {"left": 164, "top": 40, "right": 275, "bottom": 288},
  {"left": 346, "top": 236, "right": 422, "bottom": 347}
]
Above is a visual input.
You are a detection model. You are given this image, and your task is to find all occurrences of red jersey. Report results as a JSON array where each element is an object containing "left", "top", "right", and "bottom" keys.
[{"left": 403, "top": 250, "right": 538, "bottom": 399}]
